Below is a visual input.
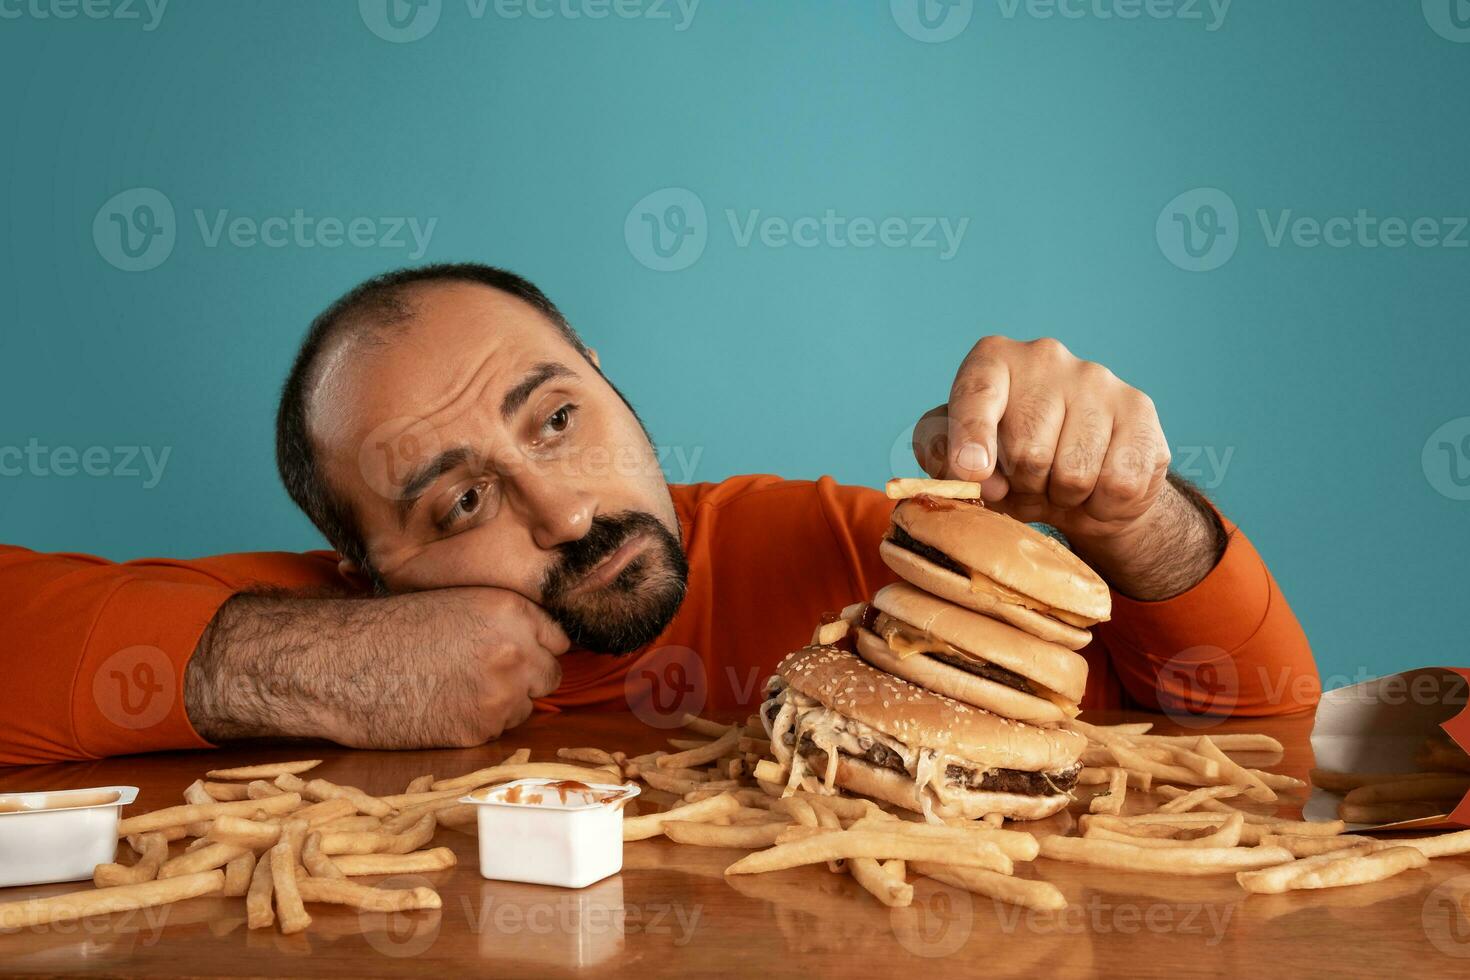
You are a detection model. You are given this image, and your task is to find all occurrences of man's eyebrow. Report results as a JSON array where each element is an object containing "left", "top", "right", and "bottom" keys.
[
  {"left": 500, "top": 361, "right": 577, "bottom": 421},
  {"left": 395, "top": 445, "right": 475, "bottom": 527}
]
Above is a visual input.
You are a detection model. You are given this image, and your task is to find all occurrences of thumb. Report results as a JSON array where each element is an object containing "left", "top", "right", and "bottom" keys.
[{"left": 946, "top": 353, "right": 1008, "bottom": 482}]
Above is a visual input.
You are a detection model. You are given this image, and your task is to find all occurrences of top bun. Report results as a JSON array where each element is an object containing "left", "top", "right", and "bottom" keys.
[
  {"left": 776, "top": 645, "right": 1086, "bottom": 774},
  {"left": 871, "top": 582, "right": 1088, "bottom": 703},
  {"left": 891, "top": 499, "right": 1111, "bottom": 622}
]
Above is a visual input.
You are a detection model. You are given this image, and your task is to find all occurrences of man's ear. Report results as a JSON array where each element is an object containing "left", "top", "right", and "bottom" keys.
[
  {"left": 337, "top": 557, "right": 372, "bottom": 591},
  {"left": 586, "top": 347, "right": 600, "bottom": 368}
]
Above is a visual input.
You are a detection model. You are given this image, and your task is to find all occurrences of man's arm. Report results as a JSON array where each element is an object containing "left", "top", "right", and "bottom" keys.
[{"left": 0, "top": 544, "right": 566, "bottom": 764}]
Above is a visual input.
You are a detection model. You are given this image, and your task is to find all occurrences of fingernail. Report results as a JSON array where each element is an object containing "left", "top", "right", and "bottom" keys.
[{"left": 956, "top": 442, "right": 990, "bottom": 473}]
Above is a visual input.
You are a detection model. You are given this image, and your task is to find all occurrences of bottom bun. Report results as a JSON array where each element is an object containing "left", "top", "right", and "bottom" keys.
[{"left": 821, "top": 751, "right": 1072, "bottom": 822}]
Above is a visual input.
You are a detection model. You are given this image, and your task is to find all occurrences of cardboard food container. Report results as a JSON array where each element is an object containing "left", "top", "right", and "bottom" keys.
[{"left": 1305, "top": 667, "right": 1470, "bottom": 831}]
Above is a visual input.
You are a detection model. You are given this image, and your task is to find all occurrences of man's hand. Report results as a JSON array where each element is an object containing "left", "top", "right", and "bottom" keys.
[
  {"left": 914, "top": 336, "right": 1225, "bottom": 600},
  {"left": 184, "top": 587, "right": 568, "bottom": 749}
]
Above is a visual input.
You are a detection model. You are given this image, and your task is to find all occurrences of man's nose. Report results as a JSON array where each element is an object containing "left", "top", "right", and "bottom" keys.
[{"left": 516, "top": 474, "right": 596, "bottom": 551}]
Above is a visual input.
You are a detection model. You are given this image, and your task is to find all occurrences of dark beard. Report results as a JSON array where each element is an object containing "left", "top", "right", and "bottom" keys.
[{"left": 539, "top": 510, "right": 689, "bottom": 655}]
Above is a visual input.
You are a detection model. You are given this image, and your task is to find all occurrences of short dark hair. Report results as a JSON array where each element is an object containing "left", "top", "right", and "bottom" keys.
[{"left": 275, "top": 263, "right": 588, "bottom": 575}]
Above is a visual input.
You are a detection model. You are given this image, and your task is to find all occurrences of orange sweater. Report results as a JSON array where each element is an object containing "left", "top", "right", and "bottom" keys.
[{"left": 0, "top": 475, "right": 1318, "bottom": 765}]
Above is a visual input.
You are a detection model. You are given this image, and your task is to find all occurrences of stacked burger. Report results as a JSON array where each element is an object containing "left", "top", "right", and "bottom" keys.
[{"left": 763, "top": 480, "right": 1113, "bottom": 823}]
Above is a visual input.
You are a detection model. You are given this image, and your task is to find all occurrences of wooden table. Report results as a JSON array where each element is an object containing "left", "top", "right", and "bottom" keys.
[{"left": 2, "top": 710, "right": 1468, "bottom": 978}]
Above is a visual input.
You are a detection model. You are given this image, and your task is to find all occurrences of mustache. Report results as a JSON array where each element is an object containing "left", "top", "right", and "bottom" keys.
[{"left": 540, "top": 510, "right": 671, "bottom": 599}]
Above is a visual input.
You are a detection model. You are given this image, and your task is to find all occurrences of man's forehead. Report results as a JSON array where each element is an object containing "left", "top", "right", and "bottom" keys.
[{"left": 309, "top": 282, "right": 577, "bottom": 451}]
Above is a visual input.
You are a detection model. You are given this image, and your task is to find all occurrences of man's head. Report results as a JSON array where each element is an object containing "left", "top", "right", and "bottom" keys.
[{"left": 276, "top": 263, "right": 687, "bottom": 654}]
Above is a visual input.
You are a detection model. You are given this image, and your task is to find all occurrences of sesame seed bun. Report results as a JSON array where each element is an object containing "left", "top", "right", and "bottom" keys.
[{"left": 776, "top": 645, "right": 1085, "bottom": 775}]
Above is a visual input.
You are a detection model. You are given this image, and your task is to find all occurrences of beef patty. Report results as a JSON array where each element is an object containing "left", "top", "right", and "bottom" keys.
[
  {"left": 793, "top": 732, "right": 1079, "bottom": 797},
  {"left": 887, "top": 525, "right": 969, "bottom": 577}
]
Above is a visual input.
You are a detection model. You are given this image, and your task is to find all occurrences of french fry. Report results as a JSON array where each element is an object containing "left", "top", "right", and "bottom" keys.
[
  {"left": 1342, "top": 775, "right": 1470, "bottom": 805},
  {"left": 1391, "top": 827, "right": 1470, "bottom": 859},
  {"left": 301, "top": 778, "right": 392, "bottom": 817},
  {"left": 812, "top": 618, "right": 851, "bottom": 646},
  {"left": 0, "top": 871, "right": 225, "bottom": 930},
  {"left": 245, "top": 845, "right": 274, "bottom": 929},
  {"left": 1235, "top": 842, "right": 1393, "bottom": 894},
  {"left": 246, "top": 780, "right": 284, "bottom": 800},
  {"left": 1086, "top": 814, "right": 1245, "bottom": 849},
  {"left": 725, "top": 831, "right": 1012, "bottom": 876},
  {"left": 503, "top": 748, "right": 532, "bottom": 766},
  {"left": 623, "top": 793, "right": 740, "bottom": 841},
  {"left": 269, "top": 827, "right": 311, "bottom": 935},
  {"left": 1285, "top": 845, "right": 1427, "bottom": 890},
  {"left": 1135, "top": 733, "right": 1284, "bottom": 753},
  {"left": 663, "top": 821, "right": 791, "bottom": 848},
  {"left": 1196, "top": 737, "right": 1276, "bottom": 803},
  {"left": 1039, "top": 836, "right": 1293, "bottom": 875},
  {"left": 295, "top": 878, "right": 441, "bottom": 912},
  {"left": 319, "top": 813, "right": 436, "bottom": 856},
  {"left": 557, "top": 747, "right": 618, "bottom": 767},
  {"left": 376, "top": 789, "right": 462, "bottom": 809},
  {"left": 201, "top": 782, "right": 252, "bottom": 802},
  {"left": 884, "top": 477, "right": 983, "bottom": 500},
  {"left": 432, "top": 763, "right": 622, "bottom": 793},
  {"left": 1260, "top": 834, "right": 1380, "bottom": 858},
  {"left": 118, "top": 792, "right": 302, "bottom": 836},
  {"left": 787, "top": 792, "right": 883, "bottom": 822},
  {"left": 847, "top": 817, "right": 1040, "bottom": 862},
  {"left": 1157, "top": 785, "right": 1243, "bottom": 813},
  {"left": 1248, "top": 768, "right": 1307, "bottom": 793},
  {"left": 405, "top": 774, "right": 436, "bottom": 794},
  {"left": 159, "top": 841, "right": 249, "bottom": 879},
  {"left": 1339, "top": 800, "right": 1455, "bottom": 824},
  {"left": 678, "top": 714, "right": 736, "bottom": 738},
  {"left": 94, "top": 832, "right": 169, "bottom": 887},
  {"left": 318, "top": 815, "right": 384, "bottom": 834},
  {"left": 301, "top": 832, "right": 344, "bottom": 879},
  {"left": 1310, "top": 768, "right": 1465, "bottom": 794},
  {"left": 849, "top": 857, "right": 913, "bottom": 907},
  {"left": 658, "top": 727, "right": 742, "bottom": 770},
  {"left": 206, "top": 760, "right": 323, "bottom": 781},
  {"left": 273, "top": 773, "right": 306, "bottom": 793},
  {"left": 292, "top": 798, "right": 357, "bottom": 828},
  {"left": 1089, "top": 767, "right": 1127, "bottom": 815},
  {"left": 912, "top": 862, "right": 1067, "bottom": 912},
  {"left": 206, "top": 815, "right": 281, "bottom": 851},
  {"left": 223, "top": 851, "right": 256, "bottom": 897},
  {"left": 332, "top": 848, "right": 457, "bottom": 876}
]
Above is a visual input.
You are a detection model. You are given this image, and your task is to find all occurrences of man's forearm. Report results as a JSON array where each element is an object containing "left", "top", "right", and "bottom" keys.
[{"left": 1068, "top": 473, "right": 1227, "bottom": 602}]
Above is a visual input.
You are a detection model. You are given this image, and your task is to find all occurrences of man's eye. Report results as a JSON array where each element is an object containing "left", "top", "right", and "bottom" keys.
[
  {"left": 545, "top": 404, "right": 576, "bottom": 434},
  {"left": 438, "top": 481, "right": 492, "bottom": 531}
]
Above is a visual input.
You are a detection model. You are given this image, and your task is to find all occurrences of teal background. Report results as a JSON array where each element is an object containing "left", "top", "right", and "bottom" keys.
[{"left": 1, "top": 1, "right": 1467, "bottom": 688}]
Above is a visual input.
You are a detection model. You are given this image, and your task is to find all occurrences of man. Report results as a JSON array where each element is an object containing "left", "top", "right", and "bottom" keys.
[{"left": 0, "top": 264, "right": 1318, "bottom": 765}]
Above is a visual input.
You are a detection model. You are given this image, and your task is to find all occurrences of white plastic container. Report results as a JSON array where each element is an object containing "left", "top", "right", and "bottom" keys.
[
  {"left": 0, "top": 786, "right": 138, "bottom": 888},
  {"left": 460, "top": 778, "right": 639, "bottom": 888}
]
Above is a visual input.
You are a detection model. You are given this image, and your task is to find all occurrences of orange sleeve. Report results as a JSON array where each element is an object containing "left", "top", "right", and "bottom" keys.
[
  {"left": 1095, "top": 519, "right": 1321, "bottom": 718},
  {"left": 0, "top": 545, "right": 342, "bottom": 765}
]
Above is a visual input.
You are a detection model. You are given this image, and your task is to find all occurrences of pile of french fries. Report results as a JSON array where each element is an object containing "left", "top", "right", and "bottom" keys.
[
  {"left": 581, "top": 710, "right": 1470, "bottom": 909},
  {"left": 0, "top": 752, "right": 623, "bottom": 934},
  {"left": 1310, "top": 732, "right": 1470, "bottom": 825}
]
